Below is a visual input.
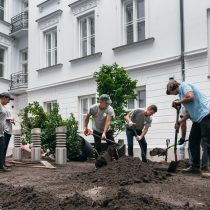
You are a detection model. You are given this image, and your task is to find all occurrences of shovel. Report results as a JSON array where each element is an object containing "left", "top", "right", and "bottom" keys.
[
  {"left": 167, "top": 108, "right": 180, "bottom": 173},
  {"left": 131, "top": 128, "right": 148, "bottom": 163}
]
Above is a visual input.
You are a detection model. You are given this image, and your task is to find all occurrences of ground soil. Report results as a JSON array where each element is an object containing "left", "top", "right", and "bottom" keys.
[{"left": 0, "top": 157, "right": 210, "bottom": 210}]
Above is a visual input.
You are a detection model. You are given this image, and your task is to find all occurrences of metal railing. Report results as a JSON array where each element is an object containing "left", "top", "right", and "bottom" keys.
[
  {"left": 11, "top": 12, "right": 28, "bottom": 33},
  {"left": 10, "top": 71, "right": 28, "bottom": 90}
]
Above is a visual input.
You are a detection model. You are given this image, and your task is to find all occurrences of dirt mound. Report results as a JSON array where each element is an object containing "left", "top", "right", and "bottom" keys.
[
  {"left": 0, "top": 183, "right": 60, "bottom": 210},
  {"left": 0, "top": 183, "right": 200, "bottom": 210},
  {"left": 73, "top": 157, "right": 170, "bottom": 186}
]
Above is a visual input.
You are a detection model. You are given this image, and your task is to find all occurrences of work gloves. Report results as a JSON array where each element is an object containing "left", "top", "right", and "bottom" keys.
[{"left": 178, "top": 138, "right": 185, "bottom": 145}]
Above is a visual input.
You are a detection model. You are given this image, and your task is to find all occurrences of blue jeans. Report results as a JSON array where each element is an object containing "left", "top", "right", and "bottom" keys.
[{"left": 126, "top": 126, "right": 147, "bottom": 162}]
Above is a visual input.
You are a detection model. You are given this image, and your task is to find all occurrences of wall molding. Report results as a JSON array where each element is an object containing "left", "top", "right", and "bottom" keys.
[
  {"left": 37, "top": 0, "right": 61, "bottom": 12},
  {"left": 69, "top": 0, "right": 98, "bottom": 15},
  {"left": 0, "top": 32, "right": 14, "bottom": 46},
  {"left": 36, "top": 9, "right": 63, "bottom": 30}
]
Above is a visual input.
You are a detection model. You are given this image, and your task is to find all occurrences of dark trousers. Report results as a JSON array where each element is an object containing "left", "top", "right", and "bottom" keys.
[
  {"left": 200, "top": 114, "right": 210, "bottom": 169},
  {"left": 0, "top": 136, "right": 6, "bottom": 169},
  {"left": 4, "top": 133, "right": 11, "bottom": 160},
  {"left": 93, "top": 130, "right": 114, "bottom": 155},
  {"left": 126, "top": 127, "right": 147, "bottom": 162},
  {"left": 189, "top": 122, "right": 201, "bottom": 168}
]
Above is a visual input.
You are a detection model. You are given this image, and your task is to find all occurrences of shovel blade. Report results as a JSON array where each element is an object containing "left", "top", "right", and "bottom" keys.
[{"left": 167, "top": 161, "right": 179, "bottom": 173}]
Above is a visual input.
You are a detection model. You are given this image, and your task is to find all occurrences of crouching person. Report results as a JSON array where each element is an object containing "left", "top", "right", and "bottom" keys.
[{"left": 125, "top": 105, "right": 158, "bottom": 162}]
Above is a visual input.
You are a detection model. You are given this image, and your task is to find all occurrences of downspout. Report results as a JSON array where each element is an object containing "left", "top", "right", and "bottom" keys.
[{"left": 180, "top": 0, "right": 185, "bottom": 81}]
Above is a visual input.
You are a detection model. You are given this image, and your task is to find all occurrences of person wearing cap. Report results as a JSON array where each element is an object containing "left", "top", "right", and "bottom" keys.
[
  {"left": 0, "top": 92, "right": 14, "bottom": 172},
  {"left": 124, "top": 105, "right": 157, "bottom": 162},
  {"left": 166, "top": 80, "right": 210, "bottom": 173},
  {"left": 84, "top": 94, "right": 115, "bottom": 154}
]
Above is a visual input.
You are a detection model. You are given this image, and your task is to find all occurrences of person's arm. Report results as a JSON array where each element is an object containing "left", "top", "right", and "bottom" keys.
[
  {"left": 84, "top": 113, "right": 91, "bottom": 135},
  {"left": 125, "top": 112, "right": 135, "bottom": 127},
  {"left": 173, "top": 92, "right": 194, "bottom": 108},
  {"left": 101, "top": 115, "right": 112, "bottom": 139},
  {"left": 136, "top": 127, "right": 149, "bottom": 141}
]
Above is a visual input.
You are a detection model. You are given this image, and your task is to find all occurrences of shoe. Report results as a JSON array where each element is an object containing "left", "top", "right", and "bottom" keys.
[
  {"left": 182, "top": 166, "right": 201, "bottom": 174},
  {"left": 0, "top": 166, "right": 11, "bottom": 172}
]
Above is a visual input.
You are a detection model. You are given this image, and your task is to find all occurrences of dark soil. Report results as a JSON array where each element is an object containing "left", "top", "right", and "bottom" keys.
[{"left": 0, "top": 157, "right": 210, "bottom": 209}]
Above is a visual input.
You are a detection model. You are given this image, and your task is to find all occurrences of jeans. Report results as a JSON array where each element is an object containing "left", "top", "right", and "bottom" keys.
[
  {"left": 0, "top": 136, "right": 5, "bottom": 169},
  {"left": 93, "top": 130, "right": 114, "bottom": 155},
  {"left": 126, "top": 126, "right": 147, "bottom": 162},
  {"left": 4, "top": 133, "right": 11, "bottom": 159}
]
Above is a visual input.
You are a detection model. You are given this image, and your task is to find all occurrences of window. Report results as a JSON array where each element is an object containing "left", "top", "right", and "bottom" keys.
[
  {"left": 44, "top": 101, "right": 58, "bottom": 114},
  {"left": 0, "top": 48, "right": 4, "bottom": 77},
  {"left": 0, "top": 0, "right": 4, "bottom": 21},
  {"left": 123, "top": 0, "right": 145, "bottom": 44},
  {"left": 79, "top": 13, "right": 95, "bottom": 57},
  {"left": 80, "top": 95, "right": 96, "bottom": 130},
  {"left": 127, "top": 86, "right": 146, "bottom": 109},
  {"left": 45, "top": 29, "right": 57, "bottom": 67},
  {"left": 20, "top": 50, "right": 28, "bottom": 73}
]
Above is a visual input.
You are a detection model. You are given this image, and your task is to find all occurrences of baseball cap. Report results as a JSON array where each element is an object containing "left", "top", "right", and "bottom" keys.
[
  {"left": 0, "top": 92, "right": 14, "bottom": 100},
  {"left": 99, "top": 94, "right": 112, "bottom": 104},
  {"left": 166, "top": 80, "right": 179, "bottom": 95}
]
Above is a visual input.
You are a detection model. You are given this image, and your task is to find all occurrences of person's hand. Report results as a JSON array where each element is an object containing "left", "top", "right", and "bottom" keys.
[
  {"left": 128, "top": 121, "right": 135, "bottom": 127},
  {"left": 101, "top": 132, "right": 106, "bottom": 141},
  {"left": 10, "top": 119, "right": 15, "bottom": 125},
  {"left": 136, "top": 135, "right": 143, "bottom": 141},
  {"left": 172, "top": 100, "right": 181, "bottom": 110},
  {"left": 84, "top": 128, "right": 92, "bottom": 136},
  {"left": 178, "top": 138, "right": 185, "bottom": 145}
]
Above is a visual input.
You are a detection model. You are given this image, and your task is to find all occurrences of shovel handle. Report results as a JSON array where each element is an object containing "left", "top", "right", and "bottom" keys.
[{"left": 92, "top": 133, "right": 119, "bottom": 145}]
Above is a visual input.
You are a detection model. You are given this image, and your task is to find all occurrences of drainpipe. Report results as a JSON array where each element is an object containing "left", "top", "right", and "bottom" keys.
[{"left": 180, "top": 0, "right": 185, "bottom": 81}]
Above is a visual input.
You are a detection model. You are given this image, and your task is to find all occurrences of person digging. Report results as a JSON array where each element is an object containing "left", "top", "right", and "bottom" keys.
[
  {"left": 166, "top": 80, "right": 210, "bottom": 174},
  {"left": 84, "top": 94, "right": 117, "bottom": 168},
  {"left": 125, "top": 105, "right": 158, "bottom": 162}
]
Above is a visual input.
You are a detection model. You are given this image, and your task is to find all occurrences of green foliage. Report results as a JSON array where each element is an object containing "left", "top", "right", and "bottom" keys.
[
  {"left": 94, "top": 63, "right": 137, "bottom": 134},
  {"left": 20, "top": 102, "right": 82, "bottom": 159}
]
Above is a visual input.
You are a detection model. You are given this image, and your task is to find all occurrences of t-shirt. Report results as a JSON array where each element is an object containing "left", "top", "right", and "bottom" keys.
[
  {"left": 0, "top": 104, "right": 7, "bottom": 137},
  {"left": 88, "top": 104, "right": 115, "bottom": 133},
  {"left": 4, "top": 108, "right": 12, "bottom": 135},
  {"left": 128, "top": 108, "right": 152, "bottom": 130},
  {"left": 179, "top": 82, "right": 210, "bottom": 123}
]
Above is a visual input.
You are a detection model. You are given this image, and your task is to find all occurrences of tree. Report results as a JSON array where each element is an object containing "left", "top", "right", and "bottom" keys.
[{"left": 94, "top": 63, "right": 137, "bottom": 135}]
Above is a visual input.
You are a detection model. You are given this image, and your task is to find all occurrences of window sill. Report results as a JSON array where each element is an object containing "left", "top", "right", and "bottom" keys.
[
  {"left": 69, "top": 52, "right": 102, "bottom": 63},
  {"left": 0, "top": 77, "right": 10, "bottom": 82},
  {"left": 0, "top": 20, "right": 11, "bottom": 26},
  {"left": 112, "top": 37, "right": 155, "bottom": 52},
  {"left": 36, "top": 63, "right": 63, "bottom": 72}
]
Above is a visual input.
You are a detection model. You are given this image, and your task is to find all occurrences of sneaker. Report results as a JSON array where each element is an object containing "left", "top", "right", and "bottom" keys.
[
  {"left": 182, "top": 166, "right": 201, "bottom": 174},
  {"left": 0, "top": 166, "right": 11, "bottom": 172}
]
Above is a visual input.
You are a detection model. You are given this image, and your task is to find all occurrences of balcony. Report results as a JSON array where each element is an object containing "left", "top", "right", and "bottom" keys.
[
  {"left": 10, "top": 12, "right": 28, "bottom": 37},
  {"left": 9, "top": 71, "right": 28, "bottom": 95}
]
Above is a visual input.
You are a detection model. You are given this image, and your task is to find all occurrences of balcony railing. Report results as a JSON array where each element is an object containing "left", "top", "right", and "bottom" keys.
[
  {"left": 11, "top": 12, "right": 28, "bottom": 33},
  {"left": 10, "top": 71, "right": 28, "bottom": 90}
]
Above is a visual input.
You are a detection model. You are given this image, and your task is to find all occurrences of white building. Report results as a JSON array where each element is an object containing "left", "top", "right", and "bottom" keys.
[{"left": 1, "top": 0, "right": 210, "bottom": 153}]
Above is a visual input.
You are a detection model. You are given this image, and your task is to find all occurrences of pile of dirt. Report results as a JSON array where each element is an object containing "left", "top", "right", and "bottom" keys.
[
  {"left": 0, "top": 183, "right": 204, "bottom": 210},
  {"left": 0, "top": 183, "right": 60, "bottom": 210},
  {"left": 72, "top": 157, "right": 170, "bottom": 186}
]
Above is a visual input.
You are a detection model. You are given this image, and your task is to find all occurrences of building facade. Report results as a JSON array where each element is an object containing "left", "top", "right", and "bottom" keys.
[{"left": 1, "top": 0, "right": 210, "bottom": 152}]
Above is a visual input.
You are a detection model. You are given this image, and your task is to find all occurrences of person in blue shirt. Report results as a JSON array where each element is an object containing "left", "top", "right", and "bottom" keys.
[{"left": 166, "top": 80, "right": 210, "bottom": 173}]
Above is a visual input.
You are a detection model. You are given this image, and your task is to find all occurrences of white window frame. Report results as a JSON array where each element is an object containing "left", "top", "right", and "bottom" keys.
[
  {"left": 20, "top": 49, "right": 28, "bottom": 73},
  {"left": 44, "top": 101, "right": 58, "bottom": 114},
  {"left": 79, "top": 95, "right": 96, "bottom": 131},
  {"left": 45, "top": 28, "right": 57, "bottom": 67},
  {"left": 0, "top": 47, "right": 5, "bottom": 78},
  {"left": 123, "top": 0, "right": 145, "bottom": 44},
  {"left": 78, "top": 13, "right": 95, "bottom": 57},
  {"left": 127, "top": 86, "right": 146, "bottom": 110}
]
